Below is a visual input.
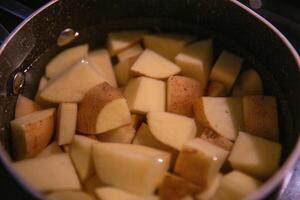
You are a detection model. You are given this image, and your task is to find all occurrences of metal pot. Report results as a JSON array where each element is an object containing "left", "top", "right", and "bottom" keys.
[{"left": 0, "top": 0, "right": 299, "bottom": 199}]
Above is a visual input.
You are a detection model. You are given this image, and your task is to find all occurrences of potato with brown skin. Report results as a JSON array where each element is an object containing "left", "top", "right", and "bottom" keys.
[
  {"left": 167, "top": 76, "right": 203, "bottom": 117},
  {"left": 206, "top": 81, "right": 227, "bottom": 97},
  {"left": 10, "top": 108, "right": 55, "bottom": 160},
  {"left": 159, "top": 173, "right": 200, "bottom": 200},
  {"left": 77, "top": 82, "right": 131, "bottom": 134},
  {"left": 243, "top": 96, "right": 278, "bottom": 141},
  {"left": 200, "top": 128, "right": 233, "bottom": 151},
  {"left": 15, "top": 95, "right": 41, "bottom": 118}
]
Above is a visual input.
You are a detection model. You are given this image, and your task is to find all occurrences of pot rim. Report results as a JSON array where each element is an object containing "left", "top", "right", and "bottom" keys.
[{"left": 0, "top": 0, "right": 300, "bottom": 199}]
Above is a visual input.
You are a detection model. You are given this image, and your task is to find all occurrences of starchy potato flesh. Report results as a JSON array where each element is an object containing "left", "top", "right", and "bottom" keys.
[
  {"left": 175, "top": 40, "right": 213, "bottom": 87},
  {"left": 196, "top": 173, "right": 222, "bottom": 200},
  {"left": 143, "top": 34, "right": 195, "bottom": 60},
  {"left": 15, "top": 95, "right": 41, "bottom": 118},
  {"left": 93, "top": 143, "right": 170, "bottom": 196},
  {"left": 13, "top": 153, "right": 80, "bottom": 192},
  {"left": 97, "top": 123, "right": 136, "bottom": 144},
  {"left": 175, "top": 138, "right": 229, "bottom": 190},
  {"left": 36, "top": 142, "right": 62, "bottom": 158},
  {"left": 231, "top": 69, "right": 263, "bottom": 96},
  {"left": 124, "top": 76, "right": 166, "bottom": 114},
  {"left": 206, "top": 81, "right": 227, "bottom": 97},
  {"left": 212, "top": 171, "right": 262, "bottom": 200},
  {"left": 86, "top": 49, "right": 117, "bottom": 87},
  {"left": 46, "top": 44, "right": 88, "bottom": 78},
  {"left": 117, "top": 43, "right": 143, "bottom": 61},
  {"left": 83, "top": 175, "right": 105, "bottom": 195},
  {"left": 114, "top": 56, "right": 138, "bottom": 86},
  {"left": 209, "top": 51, "right": 243, "bottom": 94},
  {"left": 47, "top": 191, "right": 95, "bottom": 200},
  {"left": 200, "top": 128, "right": 233, "bottom": 151},
  {"left": 228, "top": 132, "right": 281, "bottom": 179},
  {"left": 243, "top": 95, "right": 278, "bottom": 141},
  {"left": 131, "top": 49, "right": 181, "bottom": 79},
  {"left": 131, "top": 114, "right": 144, "bottom": 129},
  {"left": 95, "top": 187, "right": 145, "bottom": 200},
  {"left": 34, "top": 76, "right": 55, "bottom": 108}
]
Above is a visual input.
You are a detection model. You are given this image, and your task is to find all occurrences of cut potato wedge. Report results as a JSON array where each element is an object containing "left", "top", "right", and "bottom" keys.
[
  {"left": 147, "top": 112, "right": 197, "bottom": 150},
  {"left": 83, "top": 175, "right": 106, "bottom": 195},
  {"left": 167, "top": 76, "right": 203, "bottom": 117},
  {"left": 95, "top": 187, "right": 144, "bottom": 200},
  {"left": 124, "top": 76, "right": 166, "bottom": 114},
  {"left": 10, "top": 108, "right": 55, "bottom": 160},
  {"left": 131, "top": 114, "right": 144, "bottom": 130},
  {"left": 107, "top": 31, "right": 144, "bottom": 56},
  {"left": 41, "top": 60, "right": 105, "bottom": 103},
  {"left": 200, "top": 128, "right": 233, "bottom": 151},
  {"left": 114, "top": 56, "right": 138, "bottom": 86},
  {"left": 193, "top": 97, "right": 244, "bottom": 141},
  {"left": 47, "top": 191, "right": 95, "bottom": 200},
  {"left": 77, "top": 83, "right": 131, "bottom": 134},
  {"left": 46, "top": 44, "right": 88, "bottom": 78},
  {"left": 206, "top": 81, "right": 227, "bottom": 97},
  {"left": 197, "top": 173, "right": 222, "bottom": 200},
  {"left": 93, "top": 143, "right": 170, "bottom": 196},
  {"left": 36, "top": 142, "right": 62, "bottom": 158},
  {"left": 209, "top": 51, "right": 243, "bottom": 94},
  {"left": 97, "top": 124, "right": 136, "bottom": 144},
  {"left": 228, "top": 132, "right": 281, "bottom": 179},
  {"left": 212, "top": 171, "right": 262, "bottom": 200},
  {"left": 174, "top": 138, "right": 228, "bottom": 190},
  {"left": 159, "top": 173, "right": 200, "bottom": 200},
  {"left": 143, "top": 34, "right": 195, "bottom": 60},
  {"left": 232, "top": 69, "right": 263, "bottom": 96},
  {"left": 13, "top": 153, "right": 80, "bottom": 192},
  {"left": 15, "top": 95, "right": 41, "bottom": 118},
  {"left": 34, "top": 76, "right": 56, "bottom": 108},
  {"left": 86, "top": 49, "right": 117, "bottom": 87},
  {"left": 131, "top": 49, "right": 181, "bottom": 79},
  {"left": 175, "top": 40, "right": 213, "bottom": 87},
  {"left": 243, "top": 96, "right": 278, "bottom": 141},
  {"left": 57, "top": 103, "right": 77, "bottom": 145},
  {"left": 117, "top": 43, "right": 143, "bottom": 62}
]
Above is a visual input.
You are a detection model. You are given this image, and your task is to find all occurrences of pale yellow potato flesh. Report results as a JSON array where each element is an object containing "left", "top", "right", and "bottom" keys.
[
  {"left": 47, "top": 191, "right": 95, "bottom": 200},
  {"left": 107, "top": 31, "right": 144, "bottom": 56},
  {"left": 15, "top": 95, "right": 41, "bottom": 118},
  {"left": 209, "top": 51, "right": 243, "bottom": 94},
  {"left": 131, "top": 49, "right": 181, "bottom": 79},
  {"left": 196, "top": 173, "right": 222, "bottom": 200},
  {"left": 41, "top": 60, "right": 105, "bottom": 103},
  {"left": 86, "top": 49, "right": 117, "bottom": 87},
  {"left": 231, "top": 69, "right": 263, "bottom": 96},
  {"left": 56, "top": 103, "right": 77, "bottom": 145},
  {"left": 131, "top": 114, "right": 144, "bottom": 130},
  {"left": 36, "top": 141, "right": 62, "bottom": 158},
  {"left": 83, "top": 175, "right": 106, "bottom": 195},
  {"left": 34, "top": 76, "right": 56, "bottom": 108},
  {"left": 175, "top": 40, "right": 213, "bottom": 87},
  {"left": 93, "top": 143, "right": 170, "bottom": 196},
  {"left": 97, "top": 123, "right": 136, "bottom": 144},
  {"left": 69, "top": 135, "right": 98, "bottom": 181},
  {"left": 228, "top": 132, "right": 281, "bottom": 179},
  {"left": 147, "top": 112, "right": 197, "bottom": 150},
  {"left": 12, "top": 153, "right": 80, "bottom": 192},
  {"left": 10, "top": 108, "right": 55, "bottom": 160},
  {"left": 95, "top": 187, "right": 145, "bottom": 200},
  {"left": 124, "top": 76, "right": 166, "bottom": 114},
  {"left": 114, "top": 56, "right": 138, "bottom": 86},
  {"left": 143, "top": 34, "right": 195, "bottom": 61},
  {"left": 45, "top": 44, "right": 88, "bottom": 78},
  {"left": 117, "top": 43, "right": 143, "bottom": 62},
  {"left": 193, "top": 97, "right": 244, "bottom": 141},
  {"left": 212, "top": 171, "right": 262, "bottom": 200}
]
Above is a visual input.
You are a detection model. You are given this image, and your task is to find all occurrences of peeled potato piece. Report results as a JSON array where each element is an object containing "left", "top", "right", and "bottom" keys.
[
  {"left": 36, "top": 142, "right": 62, "bottom": 158},
  {"left": 34, "top": 76, "right": 56, "bottom": 108},
  {"left": 117, "top": 43, "right": 143, "bottom": 62},
  {"left": 14, "top": 95, "right": 41, "bottom": 118},
  {"left": 47, "top": 191, "right": 95, "bottom": 200},
  {"left": 97, "top": 123, "right": 136, "bottom": 144},
  {"left": 114, "top": 56, "right": 138, "bottom": 86},
  {"left": 95, "top": 187, "right": 145, "bottom": 200}
]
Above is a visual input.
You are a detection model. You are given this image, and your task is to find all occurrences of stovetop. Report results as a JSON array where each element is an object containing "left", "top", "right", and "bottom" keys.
[{"left": 0, "top": 0, "right": 300, "bottom": 199}]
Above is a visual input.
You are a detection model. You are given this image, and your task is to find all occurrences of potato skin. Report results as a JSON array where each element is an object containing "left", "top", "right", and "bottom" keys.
[
  {"left": 200, "top": 128, "right": 233, "bottom": 151},
  {"left": 193, "top": 98, "right": 211, "bottom": 129},
  {"left": 77, "top": 82, "right": 123, "bottom": 134}
]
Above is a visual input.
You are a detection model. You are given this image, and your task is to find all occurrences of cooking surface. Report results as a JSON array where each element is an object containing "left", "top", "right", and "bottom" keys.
[{"left": 0, "top": 0, "right": 300, "bottom": 199}]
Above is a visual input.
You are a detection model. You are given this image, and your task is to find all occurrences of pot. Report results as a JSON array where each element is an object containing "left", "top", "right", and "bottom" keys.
[{"left": 0, "top": 0, "right": 299, "bottom": 199}]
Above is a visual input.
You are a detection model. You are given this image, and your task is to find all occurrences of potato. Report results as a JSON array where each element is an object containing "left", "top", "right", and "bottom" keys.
[
  {"left": 107, "top": 31, "right": 144, "bottom": 56},
  {"left": 131, "top": 114, "right": 144, "bottom": 130},
  {"left": 41, "top": 60, "right": 105, "bottom": 103},
  {"left": 212, "top": 171, "right": 262, "bottom": 200},
  {"left": 69, "top": 135, "right": 98, "bottom": 181},
  {"left": 56, "top": 103, "right": 77, "bottom": 145},
  {"left": 228, "top": 132, "right": 281, "bottom": 179},
  {"left": 86, "top": 49, "right": 117, "bottom": 87},
  {"left": 95, "top": 187, "right": 144, "bottom": 200},
  {"left": 34, "top": 76, "right": 56, "bottom": 108},
  {"left": 147, "top": 112, "right": 197, "bottom": 150},
  {"left": 46, "top": 44, "right": 88, "bottom": 78},
  {"left": 196, "top": 173, "right": 222, "bottom": 200},
  {"left": 209, "top": 51, "right": 243, "bottom": 94},
  {"left": 114, "top": 56, "right": 138, "bottom": 86},
  {"left": 231, "top": 69, "right": 263, "bottom": 96},
  {"left": 13, "top": 153, "right": 80, "bottom": 192},
  {"left": 77, "top": 82, "right": 131, "bottom": 134},
  {"left": 175, "top": 40, "right": 213, "bottom": 87},
  {"left": 200, "top": 128, "right": 233, "bottom": 151},
  {"left": 167, "top": 76, "right": 203, "bottom": 117},
  {"left": 131, "top": 49, "right": 181, "bottom": 79},
  {"left": 174, "top": 138, "right": 228, "bottom": 190},
  {"left": 117, "top": 43, "right": 143, "bottom": 62},
  {"left": 10, "top": 108, "right": 55, "bottom": 160},
  {"left": 47, "top": 191, "right": 95, "bottom": 200},
  {"left": 143, "top": 34, "right": 195, "bottom": 60},
  {"left": 243, "top": 95, "right": 278, "bottom": 141},
  {"left": 124, "top": 76, "right": 166, "bottom": 114},
  {"left": 93, "top": 143, "right": 170, "bottom": 196},
  {"left": 83, "top": 175, "right": 106, "bottom": 195},
  {"left": 97, "top": 124, "right": 136, "bottom": 144},
  {"left": 159, "top": 173, "right": 199, "bottom": 200},
  {"left": 15, "top": 95, "right": 41, "bottom": 118},
  {"left": 36, "top": 142, "right": 62, "bottom": 158},
  {"left": 206, "top": 81, "right": 227, "bottom": 97},
  {"left": 193, "top": 97, "right": 244, "bottom": 141}
]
